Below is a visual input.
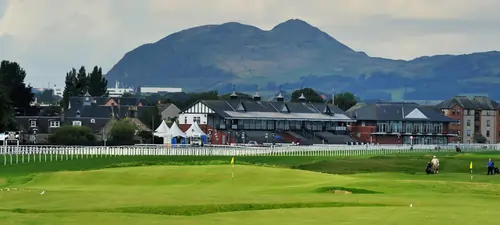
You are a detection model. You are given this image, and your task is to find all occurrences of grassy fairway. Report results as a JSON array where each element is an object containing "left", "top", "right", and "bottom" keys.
[{"left": 0, "top": 153, "right": 499, "bottom": 224}]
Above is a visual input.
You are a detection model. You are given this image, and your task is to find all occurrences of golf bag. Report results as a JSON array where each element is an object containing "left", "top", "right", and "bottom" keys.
[
  {"left": 494, "top": 167, "right": 500, "bottom": 174},
  {"left": 425, "top": 162, "right": 433, "bottom": 174}
]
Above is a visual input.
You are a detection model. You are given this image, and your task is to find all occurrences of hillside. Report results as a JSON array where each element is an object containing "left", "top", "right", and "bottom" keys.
[{"left": 105, "top": 19, "right": 500, "bottom": 100}]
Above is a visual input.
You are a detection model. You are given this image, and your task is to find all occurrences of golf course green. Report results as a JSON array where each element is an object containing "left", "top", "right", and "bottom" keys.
[{"left": 0, "top": 152, "right": 499, "bottom": 225}]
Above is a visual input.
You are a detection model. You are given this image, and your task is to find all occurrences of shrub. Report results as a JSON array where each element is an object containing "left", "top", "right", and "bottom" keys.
[{"left": 48, "top": 125, "right": 96, "bottom": 145}]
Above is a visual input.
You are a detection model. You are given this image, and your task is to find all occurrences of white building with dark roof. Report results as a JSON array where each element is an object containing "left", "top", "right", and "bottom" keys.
[{"left": 178, "top": 92, "right": 356, "bottom": 145}]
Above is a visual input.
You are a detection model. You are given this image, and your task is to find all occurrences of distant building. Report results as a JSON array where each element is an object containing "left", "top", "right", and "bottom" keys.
[
  {"left": 435, "top": 96, "right": 499, "bottom": 144},
  {"left": 139, "top": 87, "right": 183, "bottom": 94},
  {"left": 15, "top": 93, "right": 151, "bottom": 144},
  {"left": 158, "top": 103, "right": 181, "bottom": 122},
  {"left": 108, "top": 81, "right": 134, "bottom": 97},
  {"left": 178, "top": 91, "right": 356, "bottom": 145},
  {"left": 347, "top": 102, "right": 457, "bottom": 145}
]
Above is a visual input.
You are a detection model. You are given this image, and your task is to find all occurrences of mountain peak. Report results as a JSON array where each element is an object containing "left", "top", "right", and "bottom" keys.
[{"left": 272, "top": 19, "right": 316, "bottom": 32}]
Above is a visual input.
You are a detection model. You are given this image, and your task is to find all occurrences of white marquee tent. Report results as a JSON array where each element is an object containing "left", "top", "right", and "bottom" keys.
[
  {"left": 154, "top": 120, "right": 170, "bottom": 137},
  {"left": 167, "top": 122, "right": 187, "bottom": 145},
  {"left": 185, "top": 122, "right": 206, "bottom": 137},
  {"left": 167, "top": 122, "right": 186, "bottom": 138}
]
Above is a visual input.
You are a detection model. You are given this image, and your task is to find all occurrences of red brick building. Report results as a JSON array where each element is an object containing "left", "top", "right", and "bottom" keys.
[{"left": 346, "top": 102, "right": 457, "bottom": 145}]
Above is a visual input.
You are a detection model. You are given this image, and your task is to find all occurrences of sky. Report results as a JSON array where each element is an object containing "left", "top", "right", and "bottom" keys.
[{"left": 1, "top": 0, "right": 500, "bottom": 88}]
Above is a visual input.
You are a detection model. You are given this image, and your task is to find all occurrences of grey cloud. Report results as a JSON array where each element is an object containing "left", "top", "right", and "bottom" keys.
[{"left": 0, "top": 0, "right": 499, "bottom": 86}]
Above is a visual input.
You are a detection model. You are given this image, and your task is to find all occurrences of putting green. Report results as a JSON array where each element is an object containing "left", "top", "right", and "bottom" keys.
[{"left": 0, "top": 155, "right": 499, "bottom": 224}]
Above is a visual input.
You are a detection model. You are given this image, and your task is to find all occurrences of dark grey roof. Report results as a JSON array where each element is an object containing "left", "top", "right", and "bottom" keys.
[
  {"left": 16, "top": 116, "right": 61, "bottom": 133},
  {"left": 193, "top": 100, "right": 353, "bottom": 121},
  {"left": 435, "top": 96, "right": 498, "bottom": 110},
  {"left": 68, "top": 96, "right": 147, "bottom": 107},
  {"left": 346, "top": 102, "right": 456, "bottom": 122}
]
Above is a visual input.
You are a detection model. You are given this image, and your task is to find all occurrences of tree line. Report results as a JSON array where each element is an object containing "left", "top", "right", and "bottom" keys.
[
  {"left": 1, "top": 59, "right": 358, "bottom": 137},
  {"left": 62, "top": 66, "right": 108, "bottom": 109},
  {"left": 0, "top": 61, "right": 34, "bottom": 132}
]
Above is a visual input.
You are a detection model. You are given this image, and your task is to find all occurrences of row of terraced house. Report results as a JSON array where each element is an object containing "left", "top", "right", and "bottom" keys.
[{"left": 10, "top": 90, "right": 500, "bottom": 145}]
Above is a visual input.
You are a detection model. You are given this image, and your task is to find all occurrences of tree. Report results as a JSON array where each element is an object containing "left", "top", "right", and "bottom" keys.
[
  {"left": 62, "top": 68, "right": 78, "bottom": 109},
  {"left": 334, "top": 92, "right": 357, "bottom": 111},
  {"left": 0, "top": 60, "right": 34, "bottom": 110},
  {"left": 181, "top": 91, "right": 219, "bottom": 109},
  {"left": 0, "top": 86, "right": 14, "bottom": 132},
  {"left": 88, "top": 66, "right": 108, "bottom": 97},
  {"left": 48, "top": 126, "right": 96, "bottom": 145},
  {"left": 291, "top": 88, "right": 324, "bottom": 103},
  {"left": 76, "top": 66, "right": 88, "bottom": 95},
  {"left": 139, "top": 106, "right": 161, "bottom": 129},
  {"left": 35, "top": 89, "right": 56, "bottom": 103},
  {"left": 472, "top": 132, "right": 487, "bottom": 144},
  {"left": 108, "top": 119, "right": 139, "bottom": 145}
]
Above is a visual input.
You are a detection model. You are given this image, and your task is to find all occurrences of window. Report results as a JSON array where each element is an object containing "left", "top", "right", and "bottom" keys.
[
  {"left": 486, "top": 111, "right": 490, "bottom": 116},
  {"left": 30, "top": 120, "right": 37, "bottom": 127},
  {"left": 466, "top": 120, "right": 471, "bottom": 126},
  {"left": 361, "top": 121, "right": 365, "bottom": 127},
  {"left": 193, "top": 116, "right": 201, "bottom": 124},
  {"left": 184, "top": 116, "right": 187, "bottom": 124},
  {"left": 466, "top": 130, "right": 471, "bottom": 136},
  {"left": 487, "top": 120, "right": 491, "bottom": 127},
  {"left": 72, "top": 121, "right": 82, "bottom": 126},
  {"left": 49, "top": 121, "right": 60, "bottom": 128},
  {"left": 90, "top": 119, "right": 96, "bottom": 124},
  {"left": 486, "top": 130, "right": 490, "bottom": 137}
]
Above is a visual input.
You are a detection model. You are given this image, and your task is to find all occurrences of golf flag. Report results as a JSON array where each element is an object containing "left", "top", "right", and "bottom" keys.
[
  {"left": 470, "top": 162, "right": 473, "bottom": 169},
  {"left": 230, "top": 157, "right": 235, "bottom": 179}
]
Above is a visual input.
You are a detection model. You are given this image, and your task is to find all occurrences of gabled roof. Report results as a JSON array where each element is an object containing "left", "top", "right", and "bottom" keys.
[
  {"left": 188, "top": 100, "right": 354, "bottom": 121},
  {"left": 346, "top": 102, "right": 455, "bottom": 122},
  {"left": 435, "top": 96, "right": 498, "bottom": 110}
]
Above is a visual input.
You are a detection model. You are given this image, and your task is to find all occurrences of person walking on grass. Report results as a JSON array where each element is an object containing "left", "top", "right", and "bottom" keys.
[
  {"left": 431, "top": 156, "right": 440, "bottom": 174},
  {"left": 487, "top": 159, "right": 495, "bottom": 175}
]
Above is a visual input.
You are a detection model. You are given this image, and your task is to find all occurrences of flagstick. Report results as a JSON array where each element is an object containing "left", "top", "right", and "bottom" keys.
[
  {"left": 231, "top": 163, "right": 234, "bottom": 179},
  {"left": 470, "top": 169, "right": 473, "bottom": 180}
]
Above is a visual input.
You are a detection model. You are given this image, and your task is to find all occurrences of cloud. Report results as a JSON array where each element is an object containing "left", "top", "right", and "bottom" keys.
[{"left": 0, "top": 0, "right": 499, "bottom": 86}]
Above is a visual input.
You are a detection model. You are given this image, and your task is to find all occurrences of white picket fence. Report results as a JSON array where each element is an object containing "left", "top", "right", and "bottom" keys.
[{"left": 1, "top": 144, "right": 499, "bottom": 166}]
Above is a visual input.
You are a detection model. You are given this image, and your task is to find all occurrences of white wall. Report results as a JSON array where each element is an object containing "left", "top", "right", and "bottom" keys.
[{"left": 178, "top": 113, "right": 207, "bottom": 125}]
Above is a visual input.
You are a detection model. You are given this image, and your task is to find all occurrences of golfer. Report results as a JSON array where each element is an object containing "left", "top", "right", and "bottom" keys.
[
  {"left": 431, "top": 156, "right": 440, "bottom": 174},
  {"left": 487, "top": 159, "right": 494, "bottom": 175}
]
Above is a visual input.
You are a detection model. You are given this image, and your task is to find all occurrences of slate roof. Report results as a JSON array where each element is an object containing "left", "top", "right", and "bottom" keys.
[
  {"left": 435, "top": 96, "right": 498, "bottom": 110},
  {"left": 194, "top": 100, "right": 354, "bottom": 121},
  {"left": 346, "top": 102, "right": 456, "bottom": 122},
  {"left": 15, "top": 96, "right": 153, "bottom": 135}
]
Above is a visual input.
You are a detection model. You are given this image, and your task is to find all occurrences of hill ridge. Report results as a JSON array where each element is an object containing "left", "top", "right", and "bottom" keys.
[{"left": 105, "top": 19, "right": 500, "bottom": 100}]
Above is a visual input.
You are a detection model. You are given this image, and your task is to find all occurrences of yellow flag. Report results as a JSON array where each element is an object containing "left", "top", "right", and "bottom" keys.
[
  {"left": 230, "top": 157, "right": 234, "bottom": 165},
  {"left": 470, "top": 162, "right": 473, "bottom": 169}
]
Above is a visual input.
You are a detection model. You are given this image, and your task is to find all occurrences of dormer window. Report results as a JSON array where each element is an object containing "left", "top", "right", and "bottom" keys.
[
  {"left": 76, "top": 109, "right": 81, "bottom": 118},
  {"left": 237, "top": 102, "right": 246, "bottom": 111},
  {"left": 281, "top": 104, "right": 289, "bottom": 113},
  {"left": 30, "top": 120, "right": 37, "bottom": 127},
  {"left": 49, "top": 121, "right": 60, "bottom": 128}
]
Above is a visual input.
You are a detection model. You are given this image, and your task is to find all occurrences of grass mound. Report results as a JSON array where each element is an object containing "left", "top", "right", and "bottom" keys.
[{"left": 2, "top": 202, "right": 393, "bottom": 216}]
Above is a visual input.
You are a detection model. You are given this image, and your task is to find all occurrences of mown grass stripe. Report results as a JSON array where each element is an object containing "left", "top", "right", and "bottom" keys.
[{"left": 0, "top": 202, "right": 396, "bottom": 216}]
